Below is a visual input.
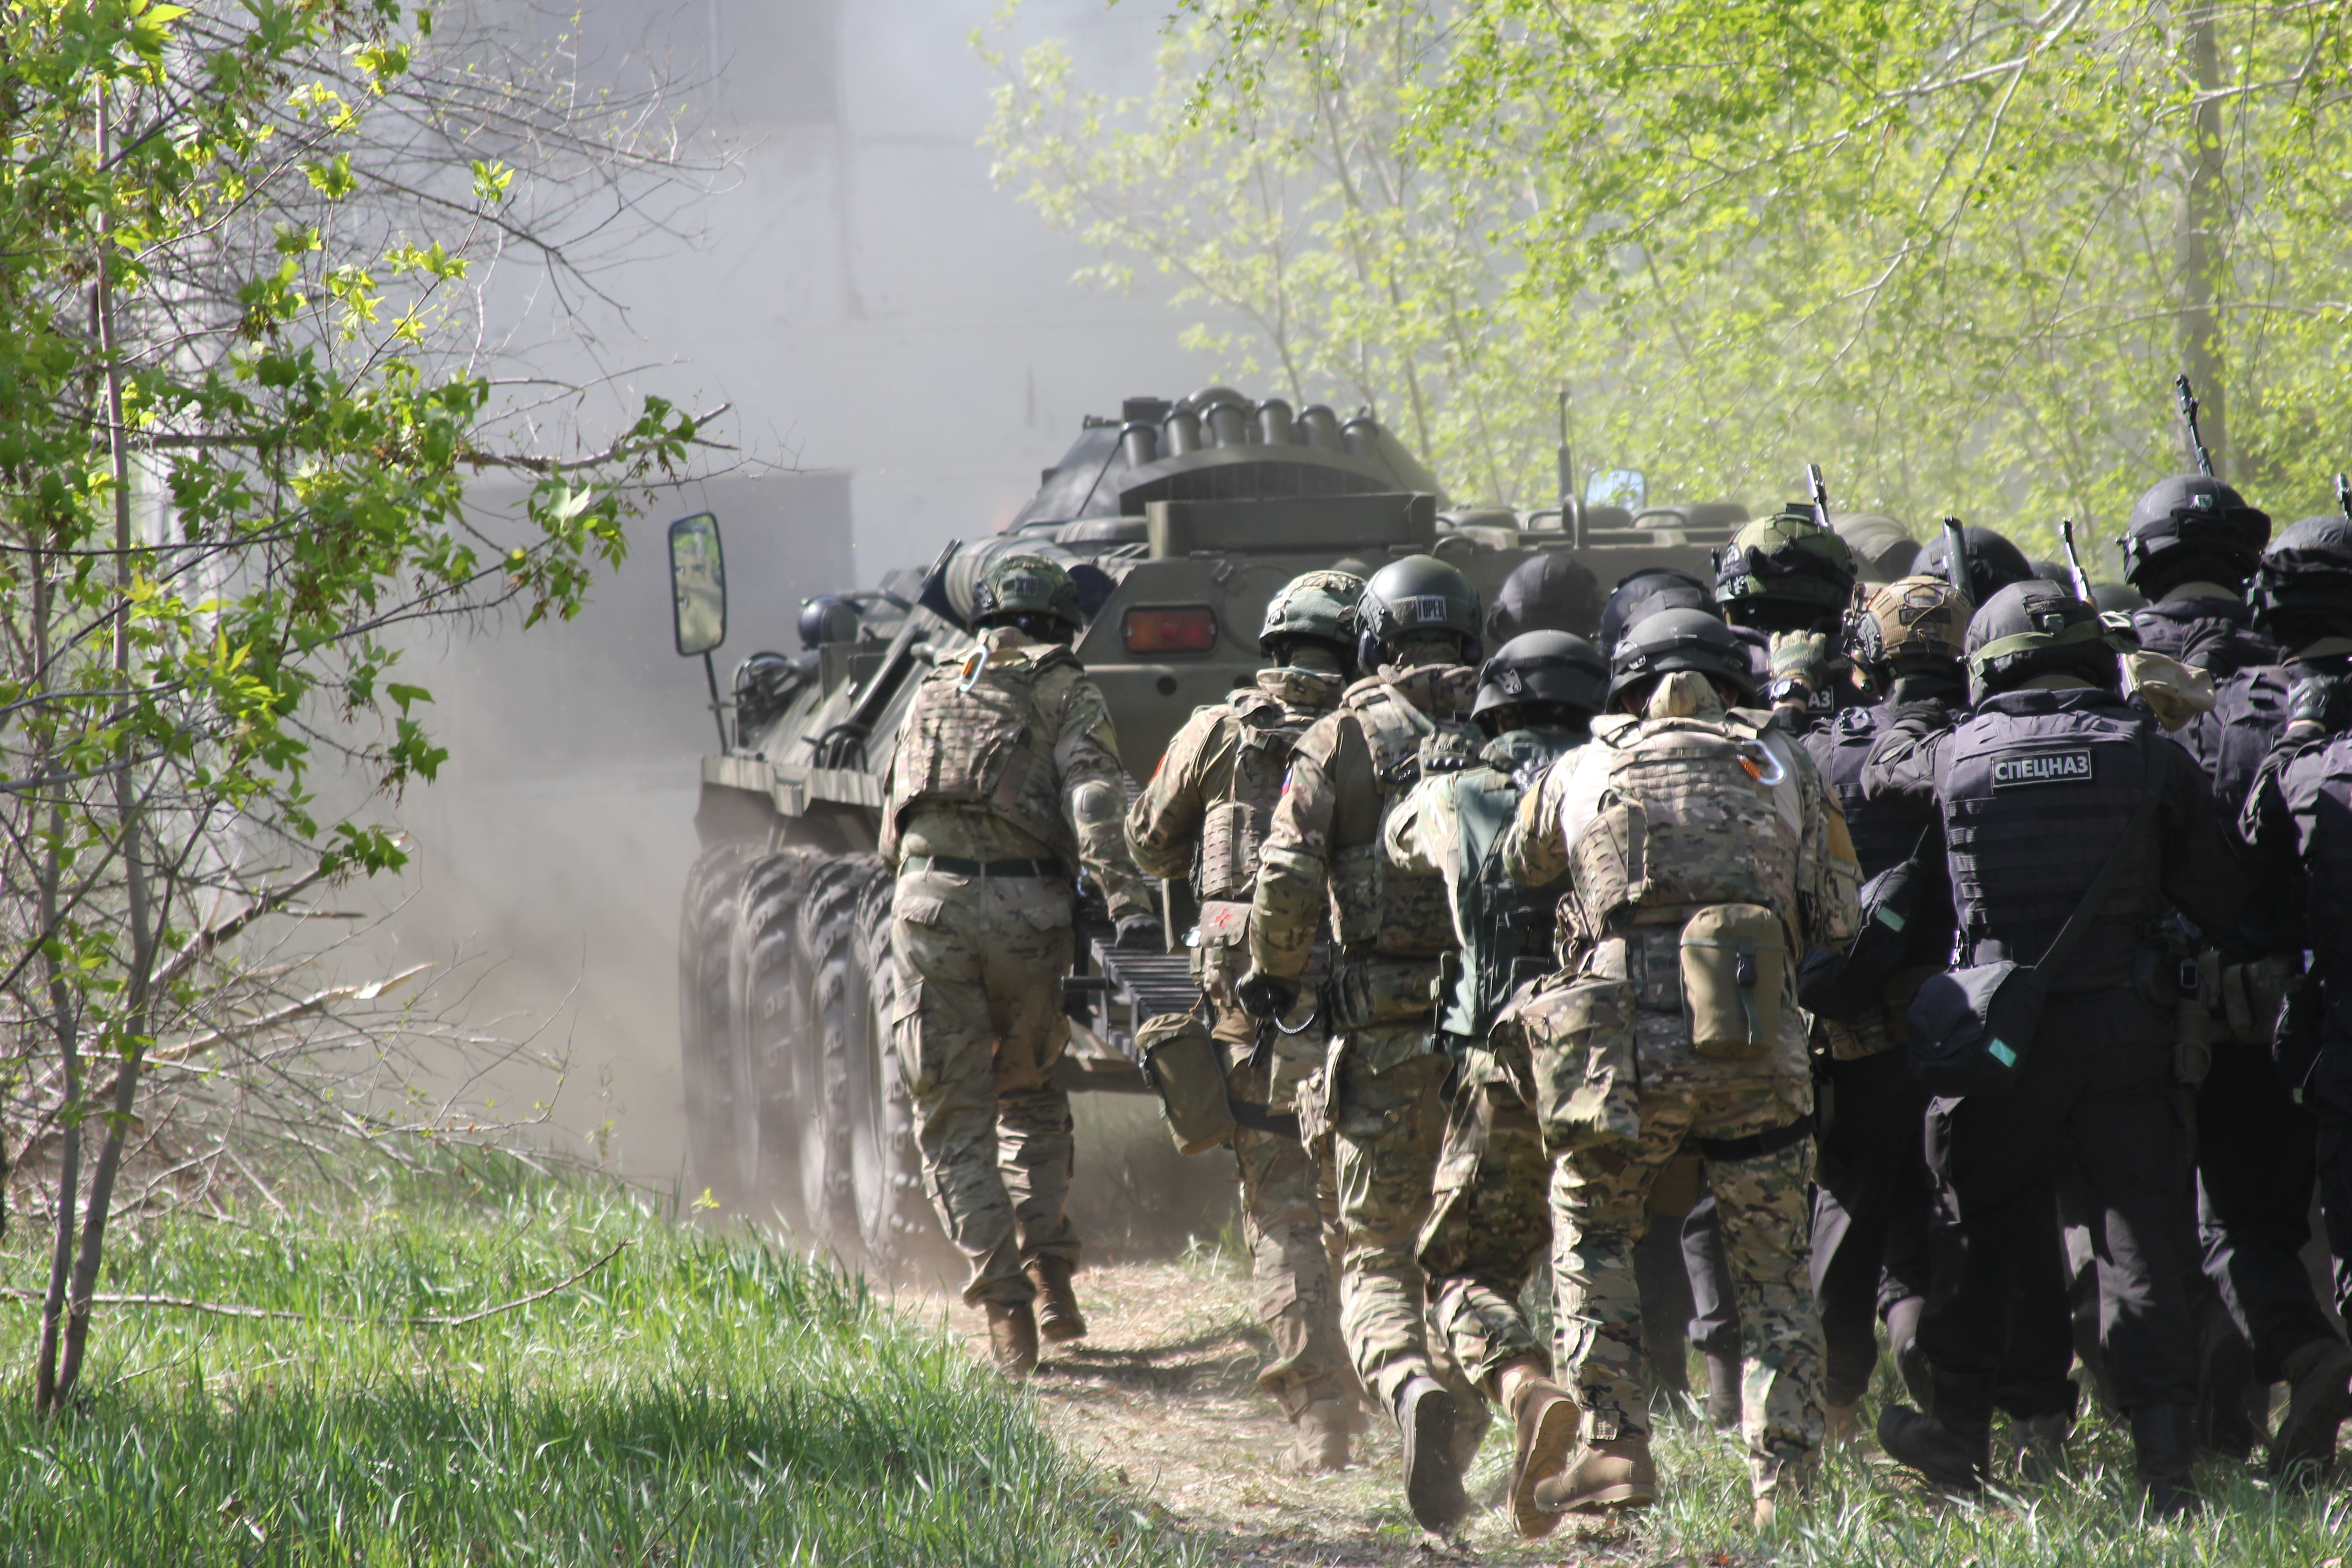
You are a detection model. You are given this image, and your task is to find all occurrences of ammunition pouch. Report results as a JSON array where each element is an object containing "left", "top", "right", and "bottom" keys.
[
  {"left": 1328, "top": 956, "right": 1441, "bottom": 1029},
  {"left": 1197, "top": 802, "right": 1264, "bottom": 902},
  {"left": 1507, "top": 973, "right": 1641, "bottom": 1152},
  {"left": 1137, "top": 1011, "right": 1235, "bottom": 1155},
  {"left": 1679, "top": 903, "right": 1786, "bottom": 1060}
]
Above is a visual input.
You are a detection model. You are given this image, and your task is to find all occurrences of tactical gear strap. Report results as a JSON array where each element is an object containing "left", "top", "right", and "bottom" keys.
[
  {"left": 1696, "top": 1113, "right": 1813, "bottom": 1164},
  {"left": 902, "top": 855, "right": 1063, "bottom": 879}
]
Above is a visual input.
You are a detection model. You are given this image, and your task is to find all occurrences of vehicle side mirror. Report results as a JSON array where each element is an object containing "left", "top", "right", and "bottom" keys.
[
  {"left": 1585, "top": 468, "right": 1648, "bottom": 510},
  {"left": 669, "top": 512, "right": 726, "bottom": 657}
]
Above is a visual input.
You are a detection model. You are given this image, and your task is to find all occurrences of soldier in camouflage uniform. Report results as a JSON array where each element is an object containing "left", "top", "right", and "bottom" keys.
[
  {"left": 1125, "top": 569, "right": 1363, "bottom": 1471},
  {"left": 1502, "top": 608, "right": 1861, "bottom": 1528},
  {"left": 1240, "top": 554, "right": 1491, "bottom": 1534},
  {"left": 1387, "top": 631, "right": 1606, "bottom": 1538},
  {"left": 880, "top": 554, "right": 1161, "bottom": 1377}
]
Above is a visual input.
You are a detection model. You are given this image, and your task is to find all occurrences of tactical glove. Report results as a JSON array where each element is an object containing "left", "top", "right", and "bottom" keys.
[
  {"left": 1235, "top": 969, "right": 1299, "bottom": 1021},
  {"left": 1112, "top": 915, "right": 1166, "bottom": 952},
  {"left": 2288, "top": 671, "right": 2352, "bottom": 738}
]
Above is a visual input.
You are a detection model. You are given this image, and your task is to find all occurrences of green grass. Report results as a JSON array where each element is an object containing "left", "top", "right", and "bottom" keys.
[{"left": 0, "top": 1155, "right": 1200, "bottom": 1567}]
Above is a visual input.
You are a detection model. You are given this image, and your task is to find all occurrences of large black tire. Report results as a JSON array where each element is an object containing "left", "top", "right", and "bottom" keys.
[
  {"left": 787, "top": 854, "right": 875, "bottom": 1255},
  {"left": 677, "top": 841, "right": 768, "bottom": 1210},
  {"left": 732, "top": 849, "right": 827, "bottom": 1229},
  {"left": 847, "top": 864, "right": 957, "bottom": 1282}
]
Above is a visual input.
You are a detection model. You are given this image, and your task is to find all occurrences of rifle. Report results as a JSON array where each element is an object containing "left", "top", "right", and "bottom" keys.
[
  {"left": 2335, "top": 472, "right": 2351, "bottom": 522},
  {"left": 1941, "top": 517, "right": 1975, "bottom": 604},
  {"left": 2058, "top": 518, "right": 2094, "bottom": 603},
  {"left": 1807, "top": 462, "right": 1831, "bottom": 530},
  {"left": 2176, "top": 374, "right": 2216, "bottom": 477}
]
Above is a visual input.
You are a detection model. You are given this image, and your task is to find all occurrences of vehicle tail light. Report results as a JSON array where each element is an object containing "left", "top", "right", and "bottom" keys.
[{"left": 1122, "top": 606, "right": 1217, "bottom": 655}]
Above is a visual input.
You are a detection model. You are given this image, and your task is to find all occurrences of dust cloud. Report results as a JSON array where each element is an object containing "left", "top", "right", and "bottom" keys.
[{"left": 328, "top": 1, "right": 1234, "bottom": 1208}]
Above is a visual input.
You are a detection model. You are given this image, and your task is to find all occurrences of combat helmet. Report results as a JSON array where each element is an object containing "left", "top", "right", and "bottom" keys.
[
  {"left": 1260, "top": 568, "right": 1365, "bottom": 669},
  {"left": 2119, "top": 474, "right": 2271, "bottom": 597},
  {"left": 1472, "top": 630, "right": 1607, "bottom": 734},
  {"left": 1597, "top": 567, "right": 1720, "bottom": 655},
  {"left": 969, "top": 553, "right": 1084, "bottom": 637},
  {"left": 1917, "top": 526, "right": 2036, "bottom": 600},
  {"left": 1356, "top": 554, "right": 1482, "bottom": 672},
  {"left": 1486, "top": 552, "right": 1602, "bottom": 643},
  {"left": 1845, "top": 574, "right": 1974, "bottom": 688},
  {"left": 1714, "top": 508, "right": 1858, "bottom": 633},
  {"left": 2248, "top": 515, "right": 2352, "bottom": 652},
  {"left": 1607, "top": 607, "right": 1760, "bottom": 709},
  {"left": 1963, "top": 579, "right": 2117, "bottom": 702}
]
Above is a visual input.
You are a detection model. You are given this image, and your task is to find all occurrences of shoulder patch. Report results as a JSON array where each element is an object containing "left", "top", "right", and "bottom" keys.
[{"left": 1992, "top": 748, "right": 2095, "bottom": 788}]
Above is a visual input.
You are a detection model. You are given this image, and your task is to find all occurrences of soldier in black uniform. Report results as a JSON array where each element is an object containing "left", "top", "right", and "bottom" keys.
[
  {"left": 1863, "top": 580, "right": 2244, "bottom": 1514},
  {"left": 1790, "top": 576, "right": 1968, "bottom": 1446},
  {"left": 2225, "top": 515, "right": 2352, "bottom": 1482},
  {"left": 2113, "top": 472, "right": 2294, "bottom": 1459}
]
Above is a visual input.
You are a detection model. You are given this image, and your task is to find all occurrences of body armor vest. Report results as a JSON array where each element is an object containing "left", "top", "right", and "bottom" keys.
[
  {"left": 1196, "top": 689, "right": 1313, "bottom": 901},
  {"left": 1940, "top": 696, "right": 2168, "bottom": 989},
  {"left": 1436, "top": 731, "right": 1575, "bottom": 1041},
  {"left": 1329, "top": 677, "right": 1479, "bottom": 959},
  {"left": 2131, "top": 598, "right": 2277, "bottom": 675},
  {"left": 1804, "top": 702, "right": 1942, "bottom": 879},
  {"left": 1568, "top": 710, "right": 1803, "bottom": 938},
  {"left": 2195, "top": 664, "right": 2293, "bottom": 816},
  {"left": 2273, "top": 738, "right": 2352, "bottom": 1049},
  {"left": 890, "top": 645, "right": 1080, "bottom": 858}
]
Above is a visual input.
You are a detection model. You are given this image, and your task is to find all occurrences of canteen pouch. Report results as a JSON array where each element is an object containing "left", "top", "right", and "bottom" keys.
[
  {"left": 1513, "top": 975, "right": 1642, "bottom": 1152},
  {"left": 1138, "top": 1011, "right": 1234, "bottom": 1155},
  {"left": 1329, "top": 956, "right": 1442, "bottom": 1029},
  {"left": 1680, "top": 903, "right": 1784, "bottom": 1059},
  {"left": 1905, "top": 961, "right": 2038, "bottom": 1096}
]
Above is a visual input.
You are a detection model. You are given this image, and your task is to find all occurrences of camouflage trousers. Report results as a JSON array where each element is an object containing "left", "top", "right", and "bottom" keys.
[
  {"left": 1418, "top": 1044, "right": 1552, "bottom": 1399},
  {"left": 1210, "top": 1000, "right": 1348, "bottom": 1416},
  {"left": 889, "top": 865, "right": 1080, "bottom": 1308},
  {"left": 1331, "top": 1020, "right": 1489, "bottom": 1438},
  {"left": 1555, "top": 1084, "right": 1825, "bottom": 1494}
]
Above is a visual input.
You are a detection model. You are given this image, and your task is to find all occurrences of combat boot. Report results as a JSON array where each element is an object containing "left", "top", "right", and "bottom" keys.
[
  {"left": 1822, "top": 1400, "right": 1861, "bottom": 1450},
  {"left": 1877, "top": 1370, "right": 1992, "bottom": 1494},
  {"left": 1505, "top": 1377, "right": 1579, "bottom": 1539},
  {"left": 1885, "top": 1295, "right": 1933, "bottom": 1411},
  {"left": 985, "top": 1301, "right": 1039, "bottom": 1379},
  {"left": 2010, "top": 1411, "right": 2071, "bottom": 1484},
  {"left": 1284, "top": 1398, "right": 1350, "bottom": 1475},
  {"left": 1532, "top": 1434, "right": 1659, "bottom": 1515},
  {"left": 2269, "top": 1335, "right": 2352, "bottom": 1486},
  {"left": 1026, "top": 1257, "right": 1087, "bottom": 1344},
  {"left": 1396, "top": 1376, "right": 1468, "bottom": 1534},
  {"left": 2193, "top": 1305, "right": 2257, "bottom": 1460},
  {"left": 1705, "top": 1350, "right": 1742, "bottom": 1431},
  {"left": 2131, "top": 1404, "right": 2203, "bottom": 1519}
]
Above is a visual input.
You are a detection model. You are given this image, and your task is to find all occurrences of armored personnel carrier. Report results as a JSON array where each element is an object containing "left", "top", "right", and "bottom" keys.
[{"left": 669, "top": 386, "right": 1747, "bottom": 1270}]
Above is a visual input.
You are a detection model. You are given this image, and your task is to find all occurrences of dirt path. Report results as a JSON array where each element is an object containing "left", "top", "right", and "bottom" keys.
[{"left": 938, "top": 1255, "right": 1683, "bottom": 1567}]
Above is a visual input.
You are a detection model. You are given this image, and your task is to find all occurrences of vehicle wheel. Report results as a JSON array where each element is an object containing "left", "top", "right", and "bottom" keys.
[
  {"left": 732, "top": 849, "right": 827, "bottom": 1229},
  {"left": 848, "top": 862, "right": 956, "bottom": 1283},
  {"left": 678, "top": 840, "right": 767, "bottom": 1210},
  {"left": 789, "top": 854, "right": 871, "bottom": 1255}
]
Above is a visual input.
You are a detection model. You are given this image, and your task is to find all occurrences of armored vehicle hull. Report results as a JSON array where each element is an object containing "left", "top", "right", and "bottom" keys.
[{"left": 675, "top": 387, "right": 1747, "bottom": 1271}]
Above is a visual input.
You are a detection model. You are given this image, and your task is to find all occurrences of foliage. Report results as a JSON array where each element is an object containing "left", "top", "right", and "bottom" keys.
[
  {"left": 0, "top": 1156, "right": 1200, "bottom": 1566},
  {"left": 984, "top": 0, "right": 2352, "bottom": 551},
  {"left": 0, "top": 0, "right": 716, "bottom": 1410}
]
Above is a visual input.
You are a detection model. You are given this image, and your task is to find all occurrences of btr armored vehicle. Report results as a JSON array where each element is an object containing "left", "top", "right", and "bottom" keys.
[{"left": 669, "top": 386, "right": 1746, "bottom": 1270}]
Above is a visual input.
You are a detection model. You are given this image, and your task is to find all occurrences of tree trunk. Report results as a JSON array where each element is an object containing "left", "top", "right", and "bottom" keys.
[{"left": 2176, "top": 5, "right": 2228, "bottom": 470}]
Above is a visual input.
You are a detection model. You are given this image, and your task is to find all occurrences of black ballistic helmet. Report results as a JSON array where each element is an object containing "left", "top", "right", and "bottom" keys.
[
  {"left": 1356, "top": 554, "right": 1483, "bottom": 671},
  {"left": 2120, "top": 474, "right": 2271, "bottom": 595},
  {"left": 1607, "top": 607, "right": 1760, "bottom": 707},
  {"left": 1964, "top": 579, "right": 2117, "bottom": 701},
  {"left": 1473, "top": 630, "right": 1607, "bottom": 731},
  {"left": 1486, "top": 551, "right": 1602, "bottom": 642},
  {"left": 1597, "top": 567, "right": 1722, "bottom": 653},
  {"left": 1916, "top": 526, "right": 2036, "bottom": 600},
  {"left": 2248, "top": 515, "right": 2352, "bottom": 649}
]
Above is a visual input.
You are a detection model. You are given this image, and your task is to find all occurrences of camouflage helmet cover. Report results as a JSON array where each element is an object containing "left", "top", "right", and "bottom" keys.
[
  {"left": 969, "top": 552, "right": 1084, "bottom": 631},
  {"left": 1714, "top": 510, "right": 1858, "bottom": 615},
  {"left": 1259, "top": 568, "right": 1366, "bottom": 657},
  {"left": 1844, "top": 573, "right": 1974, "bottom": 672}
]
